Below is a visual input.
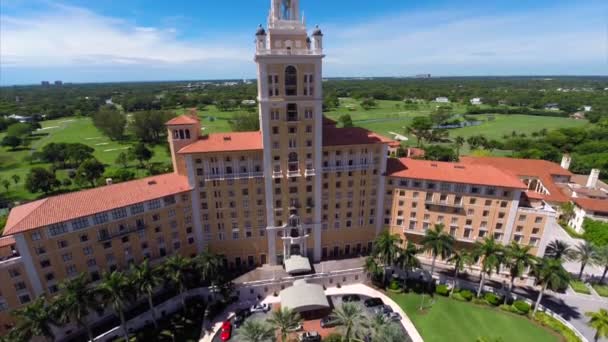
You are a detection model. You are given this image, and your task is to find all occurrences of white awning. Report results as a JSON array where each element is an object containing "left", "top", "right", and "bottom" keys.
[
  {"left": 280, "top": 280, "right": 330, "bottom": 313},
  {"left": 284, "top": 255, "right": 312, "bottom": 274}
]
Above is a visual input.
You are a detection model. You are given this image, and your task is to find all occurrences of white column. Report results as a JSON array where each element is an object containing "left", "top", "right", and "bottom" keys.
[
  {"left": 185, "top": 155, "right": 206, "bottom": 253},
  {"left": 312, "top": 58, "right": 323, "bottom": 262},
  {"left": 14, "top": 234, "right": 44, "bottom": 296},
  {"left": 502, "top": 190, "right": 521, "bottom": 245}
]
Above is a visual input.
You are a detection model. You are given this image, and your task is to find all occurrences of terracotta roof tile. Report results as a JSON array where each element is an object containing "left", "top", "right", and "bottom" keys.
[
  {"left": 461, "top": 156, "right": 571, "bottom": 202},
  {"left": 3, "top": 173, "right": 192, "bottom": 236},
  {"left": 323, "top": 126, "right": 395, "bottom": 146},
  {"left": 166, "top": 115, "right": 200, "bottom": 126},
  {"left": 178, "top": 131, "right": 263, "bottom": 154},
  {"left": 386, "top": 158, "right": 526, "bottom": 189},
  {"left": 0, "top": 236, "right": 15, "bottom": 248},
  {"left": 573, "top": 198, "right": 608, "bottom": 213}
]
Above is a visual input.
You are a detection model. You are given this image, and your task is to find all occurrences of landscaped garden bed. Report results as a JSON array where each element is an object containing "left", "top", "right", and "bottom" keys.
[
  {"left": 569, "top": 280, "right": 591, "bottom": 294},
  {"left": 591, "top": 283, "right": 608, "bottom": 297}
]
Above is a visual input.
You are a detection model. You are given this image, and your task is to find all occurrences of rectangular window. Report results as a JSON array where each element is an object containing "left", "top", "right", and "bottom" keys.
[
  {"left": 111, "top": 208, "right": 127, "bottom": 220},
  {"left": 71, "top": 217, "right": 89, "bottom": 231},
  {"left": 130, "top": 203, "right": 145, "bottom": 215},
  {"left": 48, "top": 223, "right": 68, "bottom": 237},
  {"left": 148, "top": 199, "right": 161, "bottom": 210},
  {"left": 93, "top": 212, "right": 109, "bottom": 225}
]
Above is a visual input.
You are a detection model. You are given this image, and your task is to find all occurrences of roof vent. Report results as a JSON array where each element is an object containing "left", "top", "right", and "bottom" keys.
[
  {"left": 148, "top": 180, "right": 157, "bottom": 186},
  {"left": 454, "top": 165, "right": 466, "bottom": 169},
  {"left": 223, "top": 136, "right": 232, "bottom": 141},
  {"left": 430, "top": 163, "right": 438, "bottom": 167}
]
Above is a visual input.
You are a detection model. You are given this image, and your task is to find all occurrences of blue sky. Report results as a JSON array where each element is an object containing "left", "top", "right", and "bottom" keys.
[{"left": 1, "top": 0, "right": 606, "bottom": 85}]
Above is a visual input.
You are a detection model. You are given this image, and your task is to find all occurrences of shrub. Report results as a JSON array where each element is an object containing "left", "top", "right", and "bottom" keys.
[
  {"left": 459, "top": 289, "right": 473, "bottom": 301},
  {"left": 473, "top": 297, "right": 487, "bottom": 305},
  {"left": 534, "top": 312, "right": 583, "bottom": 342},
  {"left": 484, "top": 292, "right": 501, "bottom": 306},
  {"left": 452, "top": 292, "right": 466, "bottom": 301},
  {"left": 389, "top": 279, "right": 400, "bottom": 291},
  {"left": 513, "top": 300, "right": 531, "bottom": 314},
  {"left": 499, "top": 304, "right": 515, "bottom": 313},
  {"left": 436, "top": 284, "right": 450, "bottom": 296},
  {"left": 569, "top": 280, "right": 591, "bottom": 294},
  {"left": 323, "top": 333, "right": 344, "bottom": 342}
]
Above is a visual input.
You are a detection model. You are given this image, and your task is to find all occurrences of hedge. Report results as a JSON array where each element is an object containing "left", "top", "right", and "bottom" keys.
[
  {"left": 459, "top": 290, "right": 474, "bottom": 301},
  {"left": 533, "top": 312, "right": 583, "bottom": 342},
  {"left": 436, "top": 284, "right": 450, "bottom": 296},
  {"left": 484, "top": 293, "right": 501, "bottom": 306},
  {"left": 513, "top": 300, "right": 531, "bottom": 314}
]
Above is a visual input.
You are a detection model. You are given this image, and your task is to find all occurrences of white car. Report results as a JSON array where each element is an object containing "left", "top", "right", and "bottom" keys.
[{"left": 249, "top": 303, "right": 271, "bottom": 313}]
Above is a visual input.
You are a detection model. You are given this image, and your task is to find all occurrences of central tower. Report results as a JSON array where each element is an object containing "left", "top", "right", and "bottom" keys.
[{"left": 255, "top": 0, "right": 324, "bottom": 265}]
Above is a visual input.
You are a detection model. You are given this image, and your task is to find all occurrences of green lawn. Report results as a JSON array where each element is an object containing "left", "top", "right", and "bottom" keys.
[
  {"left": 569, "top": 280, "right": 591, "bottom": 294},
  {"left": 389, "top": 292, "right": 559, "bottom": 342},
  {"left": 592, "top": 284, "right": 608, "bottom": 297}
]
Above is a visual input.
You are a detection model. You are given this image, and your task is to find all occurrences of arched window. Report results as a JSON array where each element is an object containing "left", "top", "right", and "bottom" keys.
[
  {"left": 185, "top": 129, "right": 191, "bottom": 139},
  {"left": 285, "top": 66, "right": 297, "bottom": 96}
]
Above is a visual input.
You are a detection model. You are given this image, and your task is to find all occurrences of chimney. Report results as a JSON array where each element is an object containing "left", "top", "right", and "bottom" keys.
[
  {"left": 105, "top": 178, "right": 113, "bottom": 186},
  {"left": 560, "top": 154, "right": 571, "bottom": 170},
  {"left": 586, "top": 169, "right": 600, "bottom": 188}
]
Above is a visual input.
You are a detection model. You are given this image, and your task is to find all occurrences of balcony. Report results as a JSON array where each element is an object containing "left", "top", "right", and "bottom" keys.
[
  {"left": 272, "top": 170, "right": 283, "bottom": 179},
  {"left": 304, "top": 168, "right": 316, "bottom": 177},
  {"left": 256, "top": 48, "right": 322, "bottom": 56},
  {"left": 424, "top": 201, "right": 465, "bottom": 214},
  {"left": 98, "top": 224, "right": 146, "bottom": 242},
  {"left": 287, "top": 169, "right": 302, "bottom": 178},
  {"left": 204, "top": 171, "right": 264, "bottom": 181}
]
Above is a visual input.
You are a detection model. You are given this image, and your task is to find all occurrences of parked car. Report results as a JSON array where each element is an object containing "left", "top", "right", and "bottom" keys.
[
  {"left": 342, "top": 294, "right": 361, "bottom": 302},
  {"left": 220, "top": 320, "right": 232, "bottom": 341},
  {"left": 233, "top": 309, "right": 251, "bottom": 328},
  {"left": 363, "top": 297, "right": 384, "bottom": 308},
  {"left": 299, "top": 331, "right": 321, "bottom": 342},
  {"left": 320, "top": 316, "right": 340, "bottom": 328},
  {"left": 385, "top": 312, "right": 401, "bottom": 322},
  {"left": 250, "top": 303, "right": 271, "bottom": 313}
]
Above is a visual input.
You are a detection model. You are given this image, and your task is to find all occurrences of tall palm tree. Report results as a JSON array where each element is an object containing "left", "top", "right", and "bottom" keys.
[
  {"left": 55, "top": 273, "right": 100, "bottom": 341},
  {"left": 473, "top": 237, "right": 504, "bottom": 298},
  {"left": 194, "top": 251, "right": 223, "bottom": 286},
  {"left": 367, "top": 313, "right": 390, "bottom": 340},
  {"left": 364, "top": 256, "right": 382, "bottom": 281},
  {"left": 163, "top": 255, "right": 192, "bottom": 310},
  {"left": 544, "top": 239, "right": 573, "bottom": 261},
  {"left": 586, "top": 309, "right": 608, "bottom": 342},
  {"left": 131, "top": 260, "right": 162, "bottom": 329},
  {"left": 421, "top": 224, "right": 454, "bottom": 280},
  {"left": 97, "top": 271, "right": 134, "bottom": 342},
  {"left": 504, "top": 243, "right": 536, "bottom": 304},
  {"left": 371, "top": 230, "right": 402, "bottom": 285},
  {"left": 12, "top": 297, "right": 57, "bottom": 342},
  {"left": 375, "top": 323, "right": 406, "bottom": 342},
  {"left": 330, "top": 303, "right": 367, "bottom": 342},
  {"left": 447, "top": 249, "right": 473, "bottom": 296},
  {"left": 531, "top": 257, "right": 570, "bottom": 315},
  {"left": 395, "top": 241, "right": 420, "bottom": 282},
  {"left": 236, "top": 319, "right": 275, "bottom": 342},
  {"left": 592, "top": 244, "right": 608, "bottom": 284},
  {"left": 573, "top": 241, "right": 596, "bottom": 280},
  {"left": 267, "top": 307, "right": 302, "bottom": 342}
]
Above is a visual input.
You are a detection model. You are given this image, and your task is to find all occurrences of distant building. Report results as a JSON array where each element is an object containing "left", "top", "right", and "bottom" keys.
[
  {"left": 241, "top": 99, "right": 256, "bottom": 106},
  {"left": 470, "top": 98, "right": 482, "bottom": 105},
  {"left": 41, "top": 81, "right": 50, "bottom": 87},
  {"left": 8, "top": 114, "right": 33, "bottom": 123},
  {"left": 544, "top": 103, "right": 560, "bottom": 111},
  {"left": 434, "top": 97, "right": 449, "bottom": 103},
  {"left": 415, "top": 74, "right": 431, "bottom": 79},
  {"left": 54, "top": 80, "right": 63, "bottom": 86},
  {"left": 570, "top": 112, "right": 586, "bottom": 120}
]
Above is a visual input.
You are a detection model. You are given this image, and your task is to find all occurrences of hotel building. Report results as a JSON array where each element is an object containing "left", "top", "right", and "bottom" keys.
[{"left": 0, "top": 0, "right": 560, "bottom": 335}]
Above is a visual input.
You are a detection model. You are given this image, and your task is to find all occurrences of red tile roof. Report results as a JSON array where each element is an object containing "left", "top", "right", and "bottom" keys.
[
  {"left": 573, "top": 198, "right": 608, "bottom": 213},
  {"left": 323, "top": 126, "right": 395, "bottom": 147},
  {"left": 3, "top": 173, "right": 192, "bottom": 236},
  {"left": 166, "top": 115, "right": 200, "bottom": 126},
  {"left": 386, "top": 158, "right": 527, "bottom": 189},
  {"left": 460, "top": 156, "right": 572, "bottom": 202},
  {"left": 178, "top": 131, "right": 263, "bottom": 154},
  {"left": 0, "top": 236, "right": 15, "bottom": 248}
]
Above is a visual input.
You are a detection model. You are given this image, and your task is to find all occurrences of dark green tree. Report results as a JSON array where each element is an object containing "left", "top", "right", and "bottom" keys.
[{"left": 25, "top": 167, "right": 60, "bottom": 194}]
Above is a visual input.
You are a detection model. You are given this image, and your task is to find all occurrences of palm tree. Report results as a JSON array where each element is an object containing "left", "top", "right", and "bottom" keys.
[
  {"left": 421, "top": 223, "right": 455, "bottom": 280},
  {"left": 375, "top": 323, "right": 406, "bottom": 342},
  {"left": 544, "top": 239, "right": 573, "bottom": 261},
  {"left": 586, "top": 309, "right": 608, "bottom": 342},
  {"left": 447, "top": 249, "right": 473, "bottom": 296},
  {"left": 473, "top": 237, "right": 504, "bottom": 298},
  {"left": 330, "top": 303, "right": 367, "bottom": 342},
  {"left": 504, "top": 243, "right": 536, "bottom": 304},
  {"left": 236, "top": 319, "right": 275, "bottom": 342},
  {"left": 55, "top": 273, "right": 100, "bottom": 342},
  {"left": 573, "top": 241, "right": 596, "bottom": 280},
  {"left": 371, "top": 230, "right": 402, "bottom": 285},
  {"left": 12, "top": 297, "right": 57, "bottom": 342},
  {"left": 367, "top": 313, "right": 389, "bottom": 340},
  {"left": 131, "top": 260, "right": 162, "bottom": 329},
  {"left": 531, "top": 257, "right": 570, "bottom": 315},
  {"left": 395, "top": 241, "right": 420, "bottom": 282},
  {"left": 364, "top": 256, "right": 382, "bottom": 281},
  {"left": 97, "top": 271, "right": 134, "bottom": 342},
  {"left": 163, "top": 255, "right": 192, "bottom": 310},
  {"left": 267, "top": 307, "right": 302, "bottom": 342},
  {"left": 194, "top": 251, "right": 223, "bottom": 286},
  {"left": 592, "top": 245, "right": 608, "bottom": 284}
]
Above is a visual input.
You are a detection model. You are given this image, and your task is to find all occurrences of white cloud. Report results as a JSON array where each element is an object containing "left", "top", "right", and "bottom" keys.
[{"left": 0, "top": 4, "right": 251, "bottom": 68}]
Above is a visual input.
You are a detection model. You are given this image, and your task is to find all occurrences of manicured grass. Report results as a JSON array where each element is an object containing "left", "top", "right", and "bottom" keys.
[
  {"left": 569, "top": 280, "right": 591, "bottom": 294},
  {"left": 388, "top": 292, "right": 559, "bottom": 342},
  {"left": 592, "top": 283, "right": 608, "bottom": 297}
]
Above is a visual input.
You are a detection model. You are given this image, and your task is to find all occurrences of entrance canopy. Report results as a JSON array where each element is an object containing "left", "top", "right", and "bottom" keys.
[
  {"left": 280, "top": 280, "right": 330, "bottom": 313},
  {"left": 284, "top": 255, "right": 312, "bottom": 274}
]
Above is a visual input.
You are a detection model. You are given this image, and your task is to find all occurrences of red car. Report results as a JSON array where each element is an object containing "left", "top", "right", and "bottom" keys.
[{"left": 220, "top": 320, "right": 232, "bottom": 341}]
